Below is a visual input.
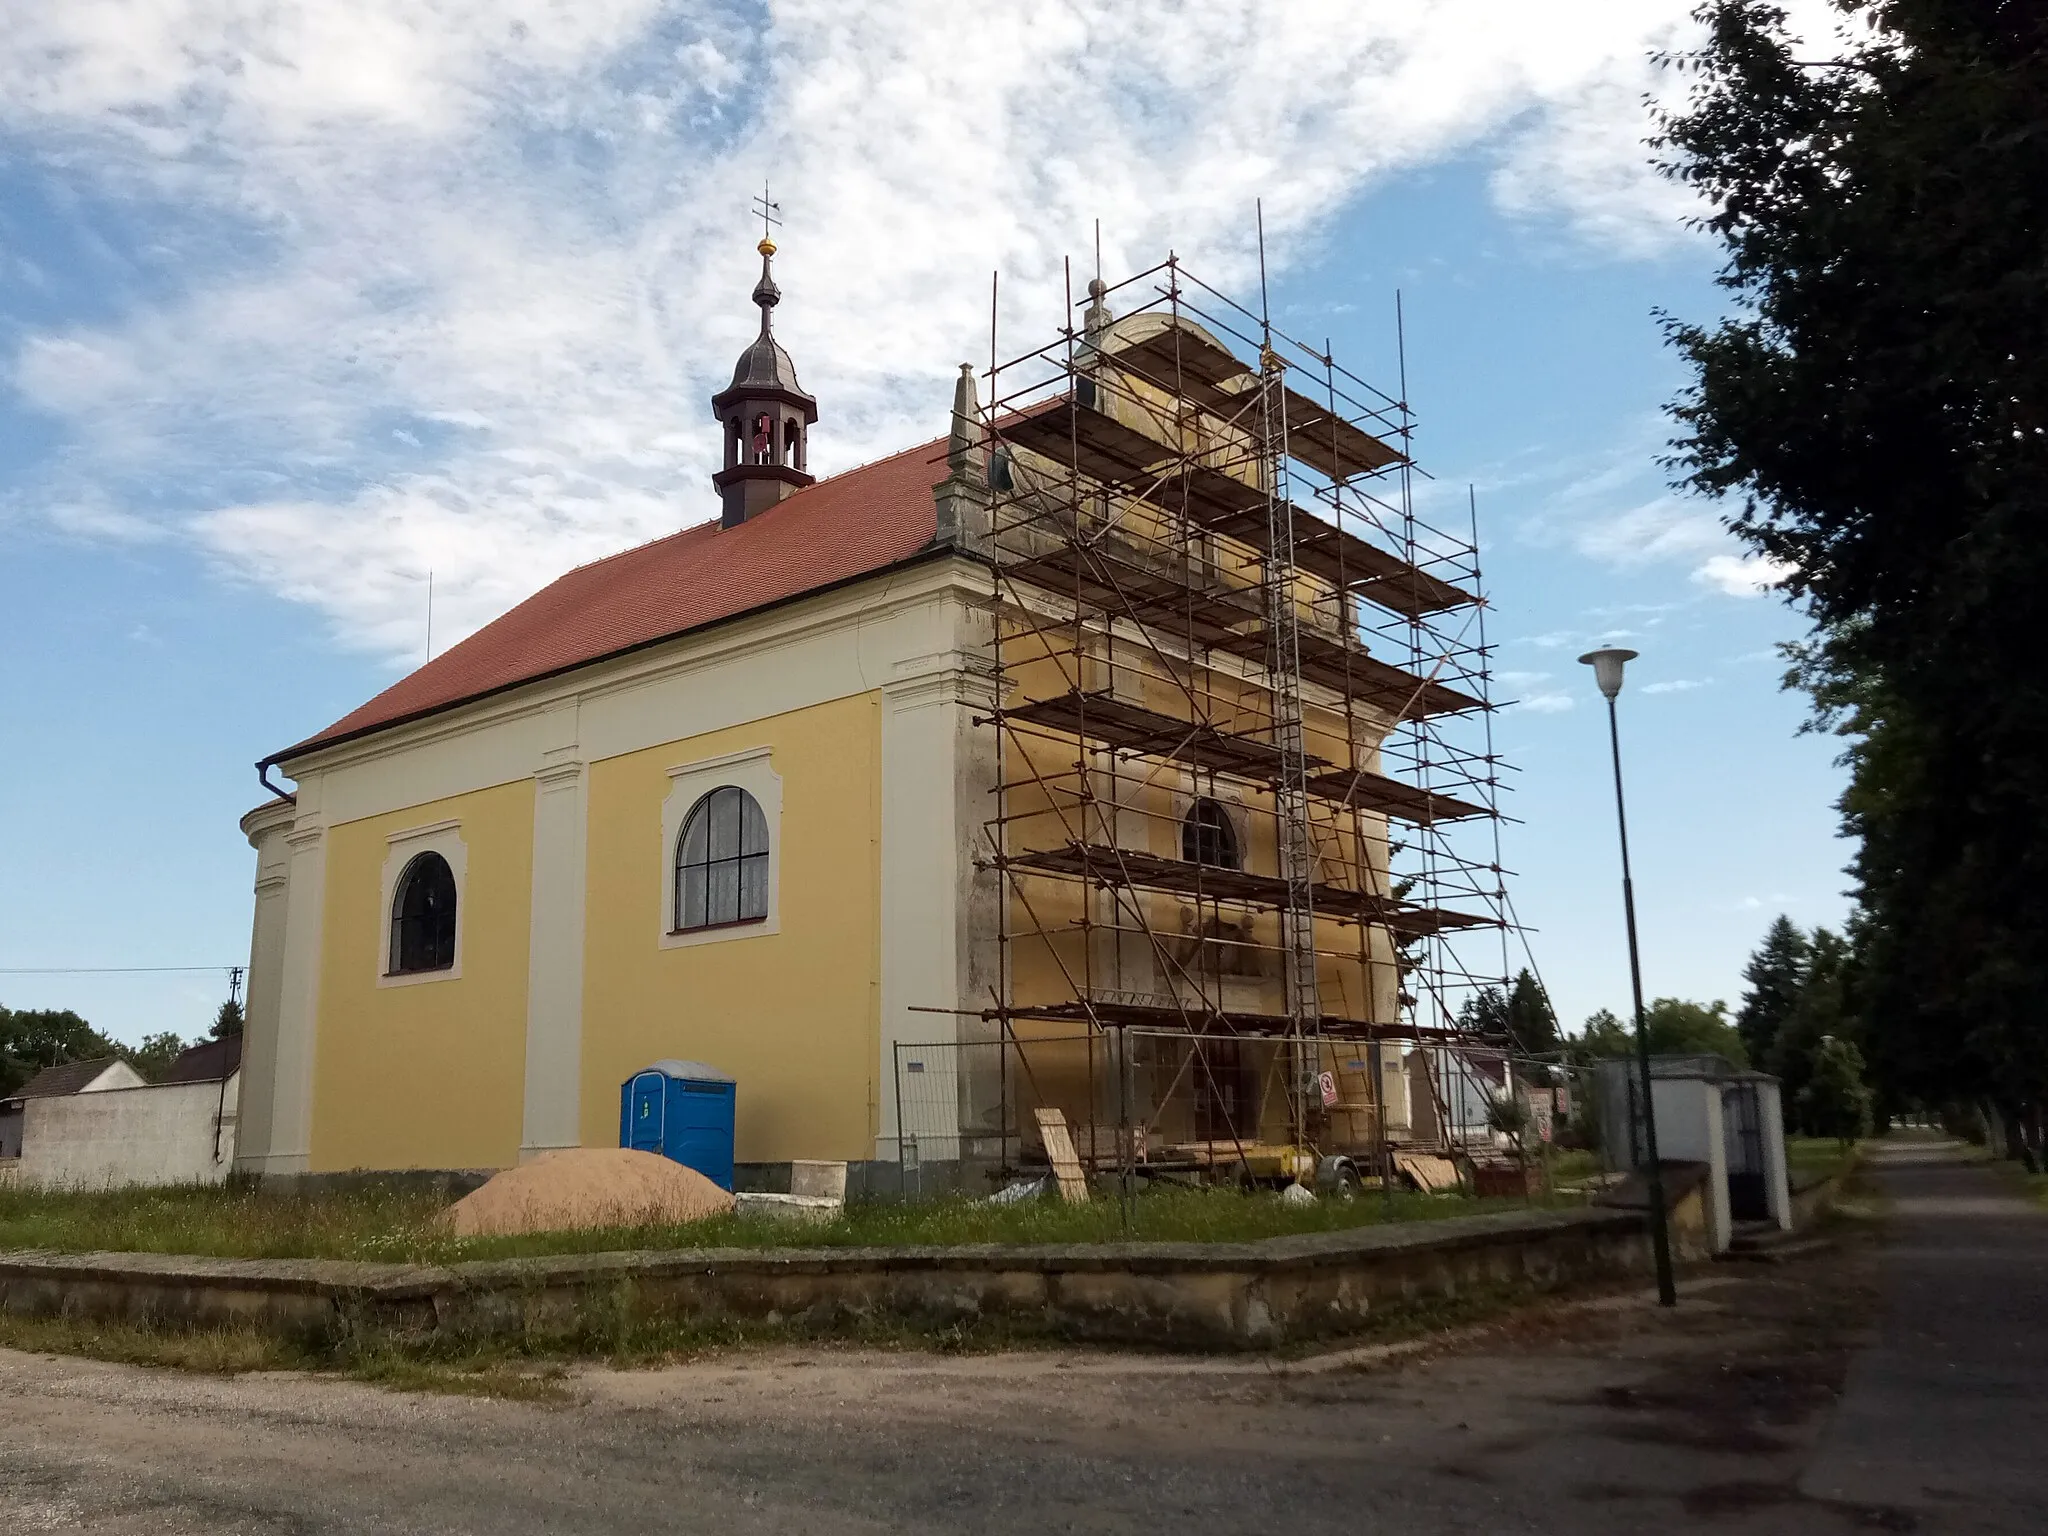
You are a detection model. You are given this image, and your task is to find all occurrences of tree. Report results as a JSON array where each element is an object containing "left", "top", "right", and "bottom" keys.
[
  {"left": 1643, "top": 998, "right": 1749, "bottom": 1065},
  {"left": 1770, "top": 926, "right": 1850, "bottom": 1130},
  {"left": 1736, "top": 915, "right": 1809, "bottom": 1068},
  {"left": 1655, "top": 5, "right": 2048, "bottom": 1141},
  {"left": 1573, "top": 1009, "right": 1632, "bottom": 1061},
  {"left": 1800, "top": 1035, "right": 1876, "bottom": 1145},
  {"left": 0, "top": 1005, "right": 120, "bottom": 1097},
  {"left": 124, "top": 1032, "right": 186, "bottom": 1083},
  {"left": 1454, "top": 986, "right": 1511, "bottom": 1037},
  {"left": 1571, "top": 1000, "right": 1748, "bottom": 1066},
  {"left": 1505, "top": 969, "right": 1561, "bottom": 1054},
  {"left": 211, "top": 998, "right": 245, "bottom": 1039}
]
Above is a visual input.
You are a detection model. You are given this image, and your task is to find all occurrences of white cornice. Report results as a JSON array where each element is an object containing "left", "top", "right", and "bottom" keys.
[
  {"left": 666, "top": 744, "right": 773, "bottom": 779},
  {"left": 386, "top": 817, "right": 462, "bottom": 844},
  {"left": 276, "top": 553, "right": 991, "bottom": 782}
]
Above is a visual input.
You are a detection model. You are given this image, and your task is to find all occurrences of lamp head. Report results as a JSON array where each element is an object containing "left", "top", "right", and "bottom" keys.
[{"left": 1577, "top": 647, "right": 1638, "bottom": 701}]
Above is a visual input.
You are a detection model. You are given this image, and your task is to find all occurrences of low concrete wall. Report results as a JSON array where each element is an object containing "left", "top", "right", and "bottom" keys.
[
  {"left": 0, "top": 1205, "right": 1664, "bottom": 1351},
  {"left": 1789, "top": 1163, "right": 1850, "bottom": 1229},
  {"left": 18, "top": 1076, "right": 238, "bottom": 1191}
]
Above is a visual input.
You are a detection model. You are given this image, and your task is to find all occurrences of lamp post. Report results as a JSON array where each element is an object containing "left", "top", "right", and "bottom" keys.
[{"left": 1579, "top": 646, "right": 1677, "bottom": 1307}]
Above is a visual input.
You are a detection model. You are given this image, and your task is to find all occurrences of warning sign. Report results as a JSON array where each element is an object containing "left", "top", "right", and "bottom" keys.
[{"left": 1318, "top": 1071, "right": 1339, "bottom": 1107}]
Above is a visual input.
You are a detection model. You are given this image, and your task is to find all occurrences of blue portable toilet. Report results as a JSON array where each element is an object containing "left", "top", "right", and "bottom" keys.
[{"left": 619, "top": 1060, "right": 737, "bottom": 1190}]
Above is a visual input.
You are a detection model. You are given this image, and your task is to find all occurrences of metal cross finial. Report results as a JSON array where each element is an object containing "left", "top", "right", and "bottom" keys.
[{"left": 751, "top": 183, "right": 782, "bottom": 242}]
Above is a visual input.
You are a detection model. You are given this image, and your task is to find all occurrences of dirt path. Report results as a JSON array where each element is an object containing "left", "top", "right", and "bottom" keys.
[
  {"left": 1796, "top": 1136, "right": 2048, "bottom": 1532},
  {"left": 3, "top": 1239, "right": 1908, "bottom": 1535}
]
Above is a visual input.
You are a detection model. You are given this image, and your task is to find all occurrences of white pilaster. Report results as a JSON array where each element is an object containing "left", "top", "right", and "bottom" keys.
[
  {"left": 260, "top": 793, "right": 328, "bottom": 1176},
  {"left": 877, "top": 641, "right": 994, "bottom": 1163},
  {"left": 521, "top": 737, "right": 590, "bottom": 1160},
  {"left": 233, "top": 800, "right": 296, "bottom": 1174}
]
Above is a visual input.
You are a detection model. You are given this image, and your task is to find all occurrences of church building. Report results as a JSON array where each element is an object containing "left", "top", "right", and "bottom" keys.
[{"left": 234, "top": 238, "right": 1477, "bottom": 1184}]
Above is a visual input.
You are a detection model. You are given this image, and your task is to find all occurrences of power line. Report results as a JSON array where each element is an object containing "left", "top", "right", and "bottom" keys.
[{"left": 0, "top": 966, "right": 238, "bottom": 976}]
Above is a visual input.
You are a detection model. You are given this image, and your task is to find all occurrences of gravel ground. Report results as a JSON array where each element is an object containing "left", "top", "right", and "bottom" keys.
[{"left": 3, "top": 1136, "right": 2038, "bottom": 1534}]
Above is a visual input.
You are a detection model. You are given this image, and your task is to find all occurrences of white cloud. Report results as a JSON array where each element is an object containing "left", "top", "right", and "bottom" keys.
[
  {"left": 1694, "top": 553, "right": 1795, "bottom": 598},
  {"left": 1, "top": 0, "right": 1710, "bottom": 658},
  {"left": 1574, "top": 496, "right": 1728, "bottom": 567},
  {"left": 1515, "top": 691, "right": 1576, "bottom": 714},
  {"left": 1640, "top": 677, "right": 1708, "bottom": 694},
  {"left": 1490, "top": 34, "right": 1701, "bottom": 257}
]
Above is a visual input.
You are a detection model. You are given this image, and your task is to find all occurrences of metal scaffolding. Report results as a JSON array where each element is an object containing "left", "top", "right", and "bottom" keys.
[{"left": 962, "top": 248, "right": 1510, "bottom": 1187}]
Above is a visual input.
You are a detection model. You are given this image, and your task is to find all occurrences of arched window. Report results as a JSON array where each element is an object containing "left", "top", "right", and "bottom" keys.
[
  {"left": 389, "top": 851, "right": 458, "bottom": 974},
  {"left": 782, "top": 417, "right": 799, "bottom": 467},
  {"left": 1181, "top": 797, "right": 1240, "bottom": 870},
  {"left": 751, "top": 412, "right": 773, "bottom": 464},
  {"left": 673, "top": 786, "right": 770, "bottom": 933}
]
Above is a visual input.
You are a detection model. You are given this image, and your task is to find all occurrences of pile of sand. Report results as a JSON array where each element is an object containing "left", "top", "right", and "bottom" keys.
[{"left": 441, "top": 1148, "right": 735, "bottom": 1237}]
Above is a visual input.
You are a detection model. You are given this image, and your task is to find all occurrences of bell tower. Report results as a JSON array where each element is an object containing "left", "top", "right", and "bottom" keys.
[{"left": 711, "top": 217, "right": 818, "bottom": 528}]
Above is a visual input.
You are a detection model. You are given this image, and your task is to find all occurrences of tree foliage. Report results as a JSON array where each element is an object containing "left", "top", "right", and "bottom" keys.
[
  {"left": 1736, "top": 914, "right": 1809, "bottom": 1067},
  {"left": 1506, "top": 969, "right": 1561, "bottom": 1054},
  {"left": 1769, "top": 926, "right": 1853, "bottom": 1127},
  {"left": 1656, "top": 2, "right": 2048, "bottom": 1122},
  {"left": 1574, "top": 1008, "right": 1633, "bottom": 1061},
  {"left": 1571, "top": 999, "right": 1749, "bottom": 1066},
  {"left": 126, "top": 1031, "right": 187, "bottom": 1083},
  {"left": 1800, "top": 1034, "right": 1877, "bottom": 1144},
  {"left": 211, "top": 998, "right": 245, "bottom": 1040},
  {"left": 1454, "top": 985, "right": 1510, "bottom": 1038},
  {"left": 0, "top": 1006, "right": 119, "bottom": 1098}
]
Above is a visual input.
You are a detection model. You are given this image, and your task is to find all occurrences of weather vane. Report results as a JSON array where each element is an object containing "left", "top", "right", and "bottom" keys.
[{"left": 751, "top": 182, "right": 782, "bottom": 246}]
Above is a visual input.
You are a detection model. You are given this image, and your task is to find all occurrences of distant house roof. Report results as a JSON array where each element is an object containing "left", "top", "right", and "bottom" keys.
[
  {"left": 159, "top": 1036, "right": 243, "bottom": 1085},
  {"left": 269, "top": 436, "right": 951, "bottom": 765},
  {"left": 7, "top": 1057, "right": 137, "bottom": 1101}
]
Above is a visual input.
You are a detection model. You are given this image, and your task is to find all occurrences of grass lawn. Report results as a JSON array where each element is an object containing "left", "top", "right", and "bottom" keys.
[
  {"left": 0, "top": 1179, "right": 1588, "bottom": 1266},
  {"left": 1785, "top": 1136, "right": 1861, "bottom": 1188}
]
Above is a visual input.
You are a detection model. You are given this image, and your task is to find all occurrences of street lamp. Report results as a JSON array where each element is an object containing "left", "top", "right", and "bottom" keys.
[{"left": 1578, "top": 646, "right": 1677, "bottom": 1307}]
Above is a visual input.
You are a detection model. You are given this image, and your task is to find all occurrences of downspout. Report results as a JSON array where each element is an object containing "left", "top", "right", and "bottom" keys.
[{"left": 257, "top": 759, "right": 297, "bottom": 805}]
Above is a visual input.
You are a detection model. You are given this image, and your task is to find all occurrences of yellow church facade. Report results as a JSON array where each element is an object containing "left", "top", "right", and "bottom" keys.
[{"left": 238, "top": 550, "right": 989, "bottom": 1176}]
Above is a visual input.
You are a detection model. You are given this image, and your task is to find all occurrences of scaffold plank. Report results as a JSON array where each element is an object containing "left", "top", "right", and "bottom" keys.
[
  {"left": 1175, "top": 485, "right": 1477, "bottom": 619},
  {"left": 1002, "top": 840, "right": 1494, "bottom": 935},
  {"left": 1003, "top": 689, "right": 1311, "bottom": 779},
  {"left": 998, "top": 999, "right": 1473, "bottom": 1042},
  {"left": 1101, "top": 325, "right": 1254, "bottom": 416},
  {"left": 1281, "top": 386, "right": 1406, "bottom": 480},
  {"left": 1003, "top": 689, "right": 1488, "bottom": 825},
  {"left": 1301, "top": 765, "right": 1489, "bottom": 825},
  {"left": 1000, "top": 389, "right": 1475, "bottom": 621},
  {"left": 998, "top": 395, "right": 1165, "bottom": 488}
]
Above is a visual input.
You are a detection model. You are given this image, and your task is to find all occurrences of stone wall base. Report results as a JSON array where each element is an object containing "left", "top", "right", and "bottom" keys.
[{"left": 0, "top": 1206, "right": 1685, "bottom": 1353}]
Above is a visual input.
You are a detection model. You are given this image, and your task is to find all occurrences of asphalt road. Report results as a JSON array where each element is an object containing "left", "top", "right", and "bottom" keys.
[{"left": 3, "top": 1137, "right": 2041, "bottom": 1534}]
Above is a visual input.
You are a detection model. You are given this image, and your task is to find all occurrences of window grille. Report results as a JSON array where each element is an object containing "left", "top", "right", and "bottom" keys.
[
  {"left": 673, "top": 785, "right": 770, "bottom": 932},
  {"left": 1181, "top": 797, "right": 1241, "bottom": 871},
  {"left": 390, "top": 851, "right": 458, "bottom": 973}
]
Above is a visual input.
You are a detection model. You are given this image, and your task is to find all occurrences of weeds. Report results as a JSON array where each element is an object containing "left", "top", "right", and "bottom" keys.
[
  {"left": 0, "top": 1311, "right": 307, "bottom": 1374},
  {"left": 0, "top": 1181, "right": 1584, "bottom": 1266}
]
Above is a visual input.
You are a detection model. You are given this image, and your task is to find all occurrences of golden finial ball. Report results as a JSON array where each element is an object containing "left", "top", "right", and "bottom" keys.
[{"left": 758, "top": 237, "right": 777, "bottom": 256}]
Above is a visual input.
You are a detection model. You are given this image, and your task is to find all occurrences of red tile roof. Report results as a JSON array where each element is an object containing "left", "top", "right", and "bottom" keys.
[{"left": 276, "top": 438, "right": 950, "bottom": 762}]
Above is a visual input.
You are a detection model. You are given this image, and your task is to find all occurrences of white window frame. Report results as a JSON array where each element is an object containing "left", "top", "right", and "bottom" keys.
[
  {"left": 660, "top": 747, "right": 781, "bottom": 950},
  {"left": 377, "top": 819, "right": 467, "bottom": 987}
]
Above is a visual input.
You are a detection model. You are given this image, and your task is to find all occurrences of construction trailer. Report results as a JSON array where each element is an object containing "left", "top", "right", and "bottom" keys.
[{"left": 898, "top": 252, "right": 1523, "bottom": 1195}]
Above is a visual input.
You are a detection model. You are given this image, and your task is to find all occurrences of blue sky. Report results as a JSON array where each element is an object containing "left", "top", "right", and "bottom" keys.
[{"left": 0, "top": 2, "right": 1851, "bottom": 1048}]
